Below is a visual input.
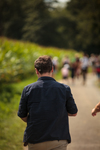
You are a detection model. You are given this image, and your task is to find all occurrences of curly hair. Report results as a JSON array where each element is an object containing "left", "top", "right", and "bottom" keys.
[{"left": 34, "top": 55, "right": 53, "bottom": 74}]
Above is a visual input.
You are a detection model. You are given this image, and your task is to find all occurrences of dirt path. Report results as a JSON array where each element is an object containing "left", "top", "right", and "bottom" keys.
[
  {"left": 64, "top": 74, "right": 100, "bottom": 150},
  {"left": 23, "top": 74, "right": 100, "bottom": 150}
]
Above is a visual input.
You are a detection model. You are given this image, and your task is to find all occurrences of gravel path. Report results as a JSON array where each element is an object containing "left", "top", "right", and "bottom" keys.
[{"left": 65, "top": 74, "right": 100, "bottom": 150}]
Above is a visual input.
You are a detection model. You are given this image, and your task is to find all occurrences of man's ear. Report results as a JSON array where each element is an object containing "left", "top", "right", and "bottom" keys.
[
  {"left": 51, "top": 66, "right": 53, "bottom": 73},
  {"left": 35, "top": 68, "right": 39, "bottom": 75}
]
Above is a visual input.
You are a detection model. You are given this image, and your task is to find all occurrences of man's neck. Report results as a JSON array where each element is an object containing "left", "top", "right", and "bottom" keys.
[{"left": 38, "top": 72, "right": 53, "bottom": 78}]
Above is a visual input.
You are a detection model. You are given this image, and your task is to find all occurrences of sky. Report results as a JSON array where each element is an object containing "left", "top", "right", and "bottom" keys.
[
  {"left": 53, "top": 0, "right": 70, "bottom": 7},
  {"left": 57, "top": 0, "right": 70, "bottom": 2}
]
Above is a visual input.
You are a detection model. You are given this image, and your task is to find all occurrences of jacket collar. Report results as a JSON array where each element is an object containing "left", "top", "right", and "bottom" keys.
[{"left": 38, "top": 76, "right": 56, "bottom": 81}]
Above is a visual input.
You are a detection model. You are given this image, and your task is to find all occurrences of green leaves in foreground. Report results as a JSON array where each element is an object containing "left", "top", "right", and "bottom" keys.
[
  {"left": 0, "top": 38, "right": 39, "bottom": 82},
  {"left": 0, "top": 37, "right": 82, "bottom": 83}
]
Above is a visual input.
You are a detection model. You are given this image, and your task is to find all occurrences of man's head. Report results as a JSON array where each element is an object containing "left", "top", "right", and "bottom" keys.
[{"left": 34, "top": 55, "right": 53, "bottom": 75}]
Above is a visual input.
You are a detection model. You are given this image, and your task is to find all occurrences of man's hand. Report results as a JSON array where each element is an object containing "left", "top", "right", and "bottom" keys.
[
  {"left": 21, "top": 116, "right": 27, "bottom": 122},
  {"left": 91, "top": 102, "right": 100, "bottom": 117},
  {"left": 68, "top": 113, "right": 77, "bottom": 116},
  {"left": 91, "top": 108, "right": 97, "bottom": 116}
]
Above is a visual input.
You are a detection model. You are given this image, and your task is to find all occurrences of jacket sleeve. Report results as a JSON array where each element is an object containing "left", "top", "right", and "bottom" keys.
[
  {"left": 66, "top": 86, "right": 78, "bottom": 114},
  {"left": 17, "top": 87, "right": 28, "bottom": 118}
]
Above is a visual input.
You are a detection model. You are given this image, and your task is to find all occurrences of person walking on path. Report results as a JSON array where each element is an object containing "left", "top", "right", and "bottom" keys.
[
  {"left": 80, "top": 53, "right": 89, "bottom": 85},
  {"left": 61, "top": 64, "right": 69, "bottom": 80},
  {"left": 91, "top": 102, "right": 100, "bottom": 116},
  {"left": 17, "top": 55, "right": 78, "bottom": 150},
  {"left": 95, "top": 55, "right": 100, "bottom": 86}
]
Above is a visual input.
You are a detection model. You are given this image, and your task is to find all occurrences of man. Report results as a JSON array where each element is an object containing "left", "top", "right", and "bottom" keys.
[
  {"left": 18, "top": 55, "right": 78, "bottom": 150},
  {"left": 91, "top": 102, "right": 100, "bottom": 116}
]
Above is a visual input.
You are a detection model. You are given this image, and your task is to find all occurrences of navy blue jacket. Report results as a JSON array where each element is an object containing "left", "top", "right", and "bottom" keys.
[{"left": 18, "top": 77, "right": 78, "bottom": 144}]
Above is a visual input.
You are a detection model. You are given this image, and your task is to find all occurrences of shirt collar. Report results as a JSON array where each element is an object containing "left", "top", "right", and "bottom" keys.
[{"left": 38, "top": 76, "right": 56, "bottom": 81}]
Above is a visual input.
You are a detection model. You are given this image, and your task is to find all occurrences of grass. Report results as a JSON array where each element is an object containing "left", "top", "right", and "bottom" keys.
[{"left": 0, "top": 75, "right": 37, "bottom": 150}]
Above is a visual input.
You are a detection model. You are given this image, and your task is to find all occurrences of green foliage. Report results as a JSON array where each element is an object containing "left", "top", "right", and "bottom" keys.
[
  {"left": 1, "top": 0, "right": 100, "bottom": 54},
  {"left": 0, "top": 37, "right": 81, "bottom": 83},
  {"left": 0, "top": 38, "right": 41, "bottom": 82},
  {"left": 0, "top": 76, "right": 36, "bottom": 150},
  {"left": 0, "top": 0, "right": 24, "bottom": 39},
  {"left": 0, "top": 84, "right": 15, "bottom": 103},
  {"left": 50, "top": 9, "right": 78, "bottom": 49},
  {"left": 66, "top": 0, "right": 100, "bottom": 54},
  {"left": 22, "top": 0, "right": 50, "bottom": 43},
  {"left": 0, "top": 40, "right": 32, "bottom": 82}
]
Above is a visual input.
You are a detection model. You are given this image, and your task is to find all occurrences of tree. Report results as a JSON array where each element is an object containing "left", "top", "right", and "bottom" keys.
[
  {"left": 66, "top": 0, "right": 100, "bottom": 54},
  {"left": 22, "top": 0, "right": 50, "bottom": 44},
  {"left": 0, "top": 0, "right": 25, "bottom": 39}
]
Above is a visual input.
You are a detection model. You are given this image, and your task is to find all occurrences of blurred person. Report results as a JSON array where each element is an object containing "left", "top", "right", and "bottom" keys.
[
  {"left": 61, "top": 64, "right": 69, "bottom": 80},
  {"left": 52, "top": 56, "right": 58, "bottom": 77},
  {"left": 62, "top": 55, "right": 70, "bottom": 67},
  {"left": 74, "top": 57, "right": 81, "bottom": 79},
  {"left": 89, "top": 54, "right": 96, "bottom": 74},
  {"left": 70, "top": 60, "right": 76, "bottom": 84},
  {"left": 95, "top": 54, "right": 99, "bottom": 64},
  {"left": 18, "top": 55, "right": 78, "bottom": 150},
  {"left": 91, "top": 101, "right": 100, "bottom": 116},
  {"left": 80, "top": 53, "right": 89, "bottom": 85},
  {"left": 95, "top": 55, "right": 100, "bottom": 85}
]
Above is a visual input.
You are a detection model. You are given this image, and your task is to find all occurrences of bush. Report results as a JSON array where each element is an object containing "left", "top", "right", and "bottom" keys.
[{"left": 0, "top": 37, "right": 82, "bottom": 83}]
